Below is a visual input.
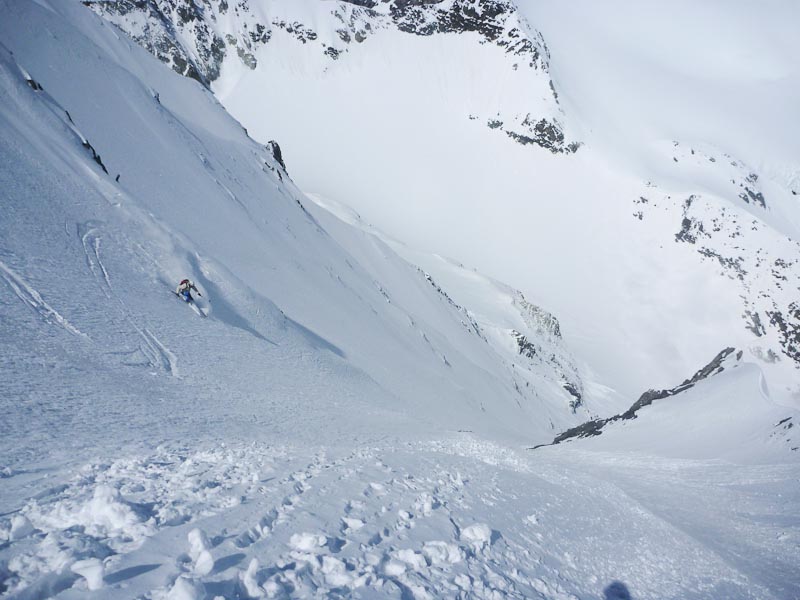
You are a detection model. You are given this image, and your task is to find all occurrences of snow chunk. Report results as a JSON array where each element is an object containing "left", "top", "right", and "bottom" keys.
[
  {"left": 71, "top": 558, "right": 104, "bottom": 591},
  {"left": 10, "top": 515, "right": 35, "bottom": 540},
  {"left": 289, "top": 532, "right": 327, "bottom": 552},
  {"left": 188, "top": 528, "right": 214, "bottom": 576},
  {"left": 321, "top": 555, "right": 352, "bottom": 587},
  {"left": 342, "top": 516, "right": 364, "bottom": 532},
  {"left": 422, "top": 541, "right": 463, "bottom": 565},
  {"left": 168, "top": 575, "right": 205, "bottom": 600},
  {"left": 459, "top": 523, "right": 493, "bottom": 548},
  {"left": 240, "top": 558, "right": 263, "bottom": 598},
  {"left": 83, "top": 486, "right": 142, "bottom": 535},
  {"left": 393, "top": 548, "right": 427, "bottom": 571},
  {"left": 382, "top": 558, "right": 406, "bottom": 577}
]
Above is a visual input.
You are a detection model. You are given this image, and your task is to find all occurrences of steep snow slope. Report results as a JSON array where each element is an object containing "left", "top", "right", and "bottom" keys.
[
  {"left": 91, "top": 0, "right": 800, "bottom": 408},
  {"left": 305, "top": 193, "right": 594, "bottom": 414},
  {"left": 0, "top": 0, "right": 591, "bottom": 467}
]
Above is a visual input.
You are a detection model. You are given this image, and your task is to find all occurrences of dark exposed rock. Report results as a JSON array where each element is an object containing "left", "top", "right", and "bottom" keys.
[
  {"left": 488, "top": 114, "right": 578, "bottom": 154},
  {"left": 392, "top": 0, "right": 508, "bottom": 42},
  {"left": 236, "top": 45, "right": 257, "bottom": 70},
  {"left": 82, "top": 140, "right": 109, "bottom": 174},
  {"left": 766, "top": 304, "right": 800, "bottom": 364},
  {"left": 739, "top": 187, "right": 766, "bottom": 209},
  {"left": 515, "top": 294, "right": 561, "bottom": 339},
  {"left": 511, "top": 315, "right": 581, "bottom": 412},
  {"left": 697, "top": 247, "right": 747, "bottom": 280},
  {"left": 675, "top": 217, "right": 698, "bottom": 243},
  {"left": 744, "top": 310, "right": 766, "bottom": 337},
  {"left": 267, "top": 140, "right": 287, "bottom": 172},
  {"left": 90, "top": 0, "right": 576, "bottom": 151},
  {"left": 769, "top": 416, "right": 797, "bottom": 451},
  {"left": 86, "top": 0, "right": 228, "bottom": 86},
  {"left": 674, "top": 195, "right": 709, "bottom": 244},
  {"left": 25, "top": 76, "right": 43, "bottom": 91},
  {"left": 533, "top": 348, "right": 738, "bottom": 448},
  {"left": 561, "top": 382, "right": 582, "bottom": 412},
  {"left": 271, "top": 19, "right": 318, "bottom": 44},
  {"left": 512, "top": 330, "right": 537, "bottom": 359},
  {"left": 340, "top": 0, "right": 378, "bottom": 7},
  {"left": 505, "top": 116, "right": 572, "bottom": 153}
]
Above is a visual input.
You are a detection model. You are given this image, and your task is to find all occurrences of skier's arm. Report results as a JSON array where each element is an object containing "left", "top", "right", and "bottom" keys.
[{"left": 192, "top": 284, "right": 202, "bottom": 296}]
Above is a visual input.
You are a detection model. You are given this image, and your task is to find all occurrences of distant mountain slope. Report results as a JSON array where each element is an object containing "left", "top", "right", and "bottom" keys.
[{"left": 88, "top": 0, "right": 800, "bottom": 409}]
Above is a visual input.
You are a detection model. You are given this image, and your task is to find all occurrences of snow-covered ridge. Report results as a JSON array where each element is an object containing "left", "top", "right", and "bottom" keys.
[
  {"left": 542, "top": 347, "right": 742, "bottom": 446},
  {"left": 86, "top": 0, "right": 578, "bottom": 153}
]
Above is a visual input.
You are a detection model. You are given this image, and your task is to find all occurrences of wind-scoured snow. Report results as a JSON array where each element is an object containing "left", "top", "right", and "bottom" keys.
[{"left": 1, "top": 1, "right": 799, "bottom": 599}]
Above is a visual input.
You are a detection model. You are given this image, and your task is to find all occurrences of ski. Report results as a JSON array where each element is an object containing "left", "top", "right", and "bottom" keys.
[{"left": 172, "top": 290, "right": 207, "bottom": 317}]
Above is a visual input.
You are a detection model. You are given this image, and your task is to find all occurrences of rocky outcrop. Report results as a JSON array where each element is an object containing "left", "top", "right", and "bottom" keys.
[
  {"left": 766, "top": 304, "right": 800, "bottom": 364},
  {"left": 87, "top": 0, "right": 578, "bottom": 153},
  {"left": 510, "top": 294, "right": 583, "bottom": 412},
  {"left": 267, "top": 140, "right": 287, "bottom": 172},
  {"left": 651, "top": 144, "right": 800, "bottom": 370},
  {"left": 84, "top": 0, "right": 225, "bottom": 85},
  {"left": 87, "top": 0, "right": 552, "bottom": 80},
  {"left": 504, "top": 115, "right": 578, "bottom": 154},
  {"left": 534, "top": 347, "right": 740, "bottom": 447},
  {"left": 388, "top": 0, "right": 546, "bottom": 68}
]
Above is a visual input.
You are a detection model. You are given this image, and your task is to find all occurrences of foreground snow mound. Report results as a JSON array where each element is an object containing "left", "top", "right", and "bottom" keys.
[{"left": 2, "top": 442, "right": 798, "bottom": 599}]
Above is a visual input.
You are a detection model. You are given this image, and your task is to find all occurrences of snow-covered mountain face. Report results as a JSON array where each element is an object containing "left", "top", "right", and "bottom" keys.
[
  {"left": 3, "top": 2, "right": 800, "bottom": 598},
  {"left": 0, "top": 0, "right": 591, "bottom": 472},
  {"left": 87, "top": 0, "right": 575, "bottom": 153},
  {"left": 89, "top": 0, "right": 800, "bottom": 408}
]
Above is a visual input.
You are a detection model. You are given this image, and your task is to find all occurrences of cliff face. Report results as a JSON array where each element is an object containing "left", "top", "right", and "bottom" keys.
[{"left": 85, "top": 0, "right": 577, "bottom": 153}]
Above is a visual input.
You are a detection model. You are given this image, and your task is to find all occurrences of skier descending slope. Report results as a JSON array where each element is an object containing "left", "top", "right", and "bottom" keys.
[{"left": 175, "top": 278, "right": 201, "bottom": 304}]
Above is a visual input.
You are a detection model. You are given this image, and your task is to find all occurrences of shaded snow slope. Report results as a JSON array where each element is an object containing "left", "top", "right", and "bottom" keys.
[{"left": 92, "top": 0, "right": 800, "bottom": 407}]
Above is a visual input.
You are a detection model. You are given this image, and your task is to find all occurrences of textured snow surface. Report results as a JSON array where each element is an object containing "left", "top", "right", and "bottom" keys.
[{"left": 3, "top": 440, "right": 799, "bottom": 599}]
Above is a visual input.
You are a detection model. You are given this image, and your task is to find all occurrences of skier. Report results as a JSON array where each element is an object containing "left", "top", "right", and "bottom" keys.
[{"left": 176, "top": 278, "right": 201, "bottom": 303}]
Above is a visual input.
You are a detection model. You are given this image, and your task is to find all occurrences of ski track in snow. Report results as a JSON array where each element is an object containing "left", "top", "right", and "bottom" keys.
[
  {"left": 78, "top": 222, "right": 178, "bottom": 377},
  {"left": 1, "top": 439, "right": 797, "bottom": 600},
  {"left": 0, "top": 259, "right": 86, "bottom": 338}
]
